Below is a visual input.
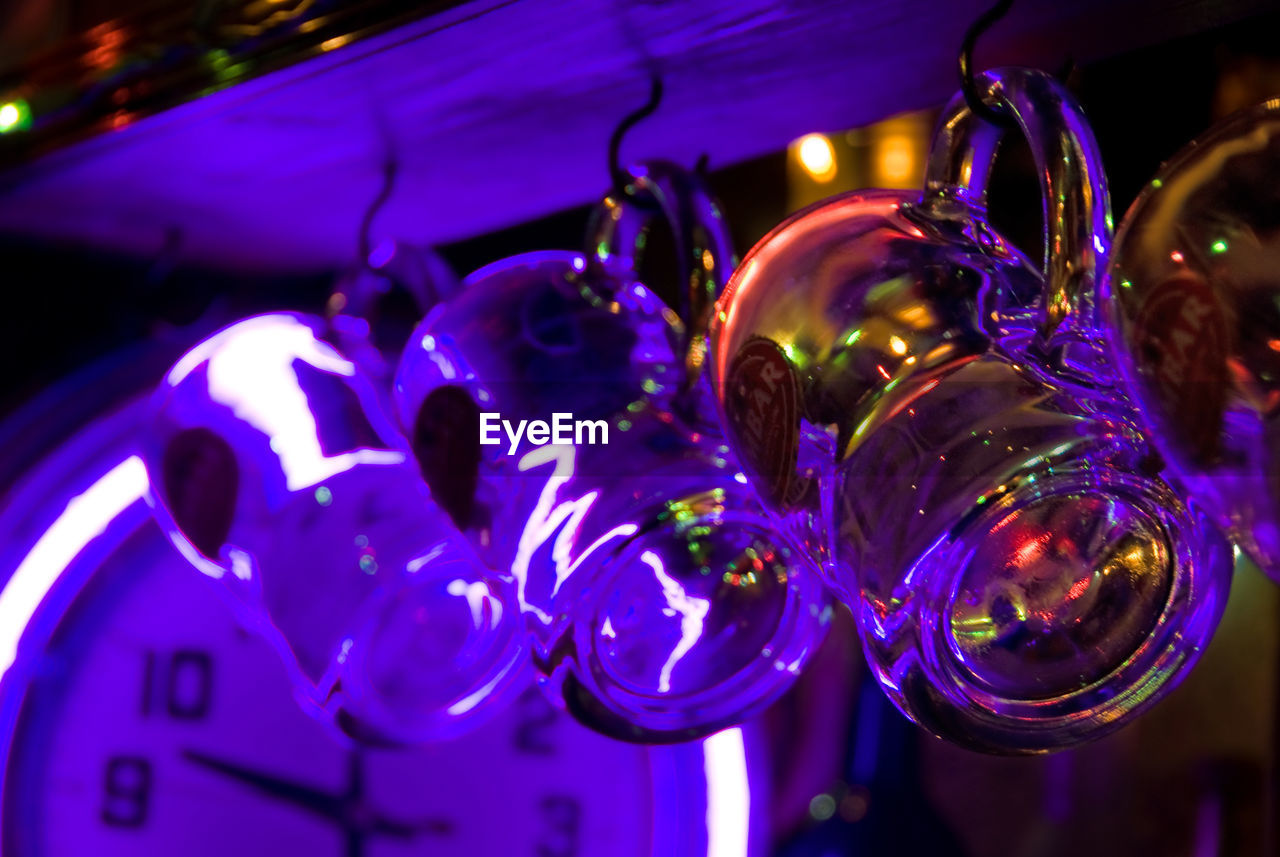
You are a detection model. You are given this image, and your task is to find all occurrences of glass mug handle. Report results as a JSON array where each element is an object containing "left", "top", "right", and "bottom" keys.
[
  {"left": 585, "top": 160, "right": 738, "bottom": 397},
  {"left": 329, "top": 241, "right": 460, "bottom": 325},
  {"left": 326, "top": 242, "right": 462, "bottom": 388},
  {"left": 925, "top": 67, "right": 1113, "bottom": 360}
]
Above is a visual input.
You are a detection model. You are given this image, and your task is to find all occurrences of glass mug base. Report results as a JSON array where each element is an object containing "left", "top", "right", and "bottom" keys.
[
  {"left": 528, "top": 496, "right": 829, "bottom": 744},
  {"left": 859, "top": 468, "right": 1231, "bottom": 754}
]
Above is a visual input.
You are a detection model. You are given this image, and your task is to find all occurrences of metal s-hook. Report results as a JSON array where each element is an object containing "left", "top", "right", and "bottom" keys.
[
  {"left": 593, "top": 77, "right": 729, "bottom": 404},
  {"left": 958, "top": 0, "right": 1016, "bottom": 128},
  {"left": 336, "top": 153, "right": 459, "bottom": 379},
  {"left": 358, "top": 156, "right": 399, "bottom": 272},
  {"left": 608, "top": 75, "right": 664, "bottom": 195}
]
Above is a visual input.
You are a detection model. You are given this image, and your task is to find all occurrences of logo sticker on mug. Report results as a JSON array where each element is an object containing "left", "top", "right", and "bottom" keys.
[
  {"left": 724, "top": 337, "right": 802, "bottom": 509},
  {"left": 1132, "top": 271, "right": 1230, "bottom": 464}
]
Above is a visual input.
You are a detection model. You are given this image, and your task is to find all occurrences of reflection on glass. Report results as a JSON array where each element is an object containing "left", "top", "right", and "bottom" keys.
[
  {"left": 1103, "top": 100, "right": 1280, "bottom": 580},
  {"left": 143, "top": 313, "right": 528, "bottom": 745},
  {"left": 395, "top": 168, "right": 830, "bottom": 742},
  {"left": 710, "top": 69, "right": 1231, "bottom": 753}
]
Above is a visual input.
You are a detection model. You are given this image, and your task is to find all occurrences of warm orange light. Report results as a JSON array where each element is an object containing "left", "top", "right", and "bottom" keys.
[
  {"left": 878, "top": 134, "right": 915, "bottom": 184},
  {"left": 796, "top": 134, "right": 837, "bottom": 183}
]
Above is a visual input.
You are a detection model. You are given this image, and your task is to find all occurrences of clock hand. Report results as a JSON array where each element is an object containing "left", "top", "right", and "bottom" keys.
[
  {"left": 183, "top": 749, "right": 346, "bottom": 819},
  {"left": 368, "top": 815, "right": 454, "bottom": 837},
  {"left": 340, "top": 753, "right": 454, "bottom": 839},
  {"left": 182, "top": 749, "right": 452, "bottom": 840},
  {"left": 341, "top": 752, "right": 367, "bottom": 857}
]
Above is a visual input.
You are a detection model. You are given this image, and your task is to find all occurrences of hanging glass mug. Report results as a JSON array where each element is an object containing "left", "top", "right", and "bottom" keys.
[
  {"left": 394, "top": 161, "right": 830, "bottom": 743},
  {"left": 142, "top": 312, "right": 529, "bottom": 745},
  {"left": 709, "top": 68, "right": 1230, "bottom": 753},
  {"left": 1099, "top": 101, "right": 1280, "bottom": 579}
]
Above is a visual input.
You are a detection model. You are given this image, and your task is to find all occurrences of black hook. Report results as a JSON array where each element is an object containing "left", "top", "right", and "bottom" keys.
[
  {"left": 608, "top": 74, "right": 664, "bottom": 195},
  {"left": 144, "top": 225, "right": 184, "bottom": 289},
  {"left": 359, "top": 156, "right": 398, "bottom": 271},
  {"left": 958, "top": 0, "right": 1015, "bottom": 128},
  {"left": 1056, "top": 54, "right": 1077, "bottom": 84}
]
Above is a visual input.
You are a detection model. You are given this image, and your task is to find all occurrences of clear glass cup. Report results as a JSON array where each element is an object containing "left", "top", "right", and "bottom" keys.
[
  {"left": 142, "top": 312, "right": 528, "bottom": 744},
  {"left": 394, "top": 162, "right": 830, "bottom": 743},
  {"left": 709, "top": 69, "right": 1231, "bottom": 753},
  {"left": 1100, "top": 100, "right": 1280, "bottom": 579}
]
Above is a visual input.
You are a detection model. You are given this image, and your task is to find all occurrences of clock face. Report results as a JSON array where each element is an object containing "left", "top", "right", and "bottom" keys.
[{"left": 0, "top": 401, "right": 762, "bottom": 857}]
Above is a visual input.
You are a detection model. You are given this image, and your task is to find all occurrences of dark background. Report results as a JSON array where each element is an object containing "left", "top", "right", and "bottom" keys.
[{"left": 4, "top": 9, "right": 1279, "bottom": 420}]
